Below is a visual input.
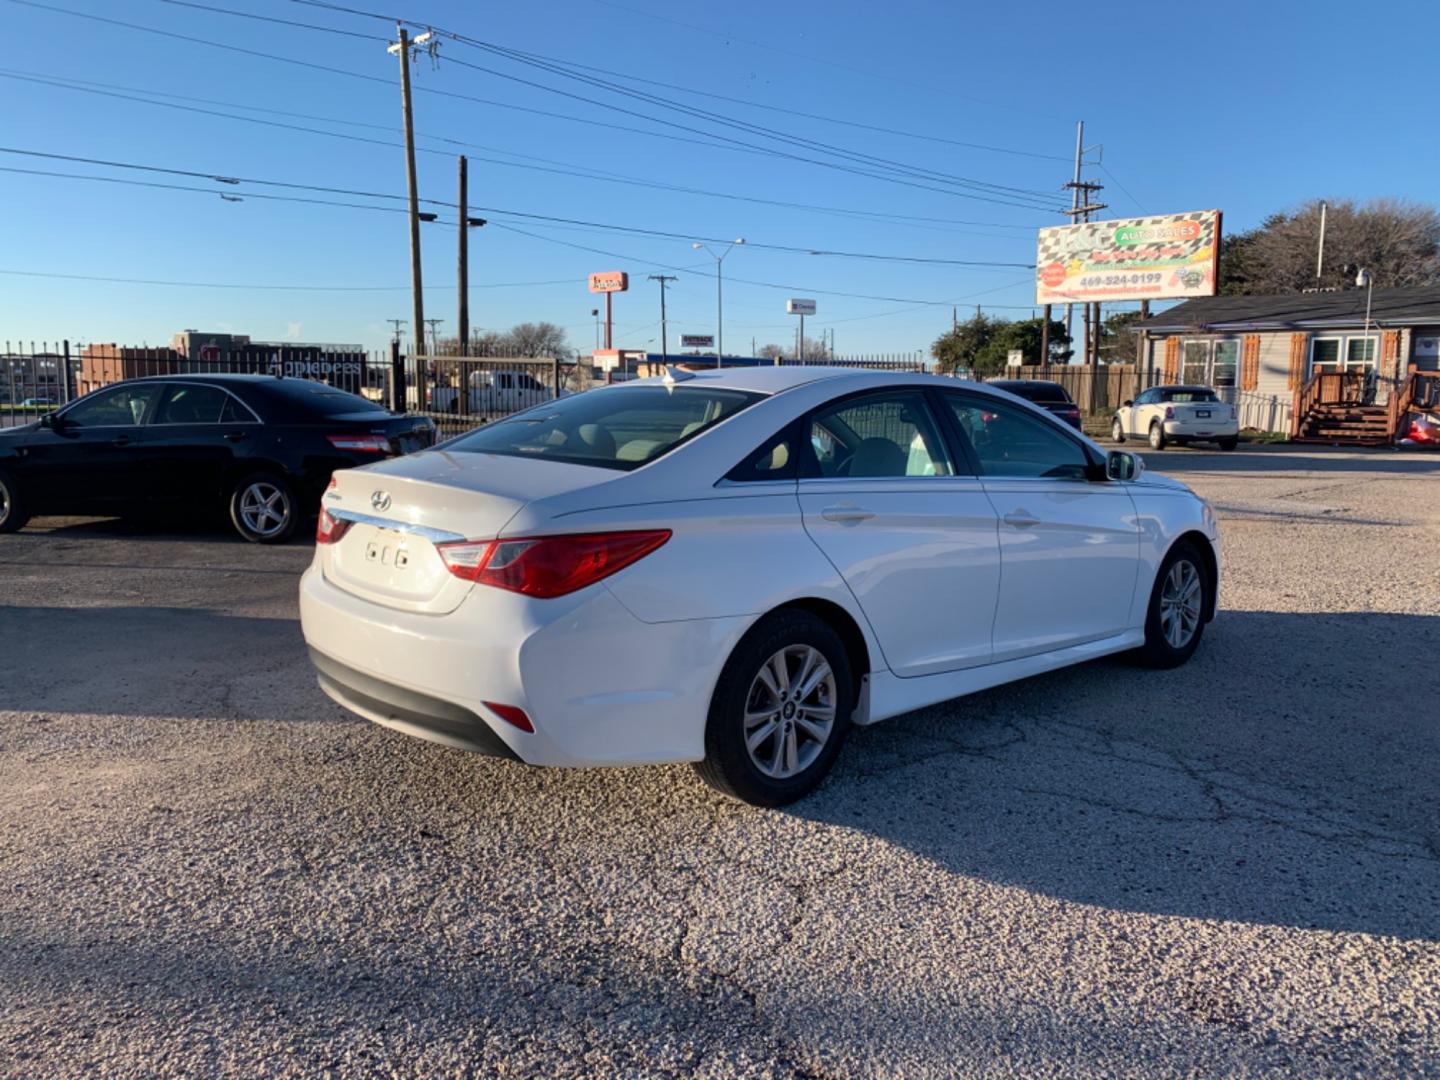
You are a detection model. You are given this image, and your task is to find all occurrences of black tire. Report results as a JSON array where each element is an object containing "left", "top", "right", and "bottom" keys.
[
  {"left": 0, "top": 468, "right": 29, "bottom": 534},
  {"left": 228, "top": 472, "right": 299, "bottom": 544},
  {"left": 1218, "top": 437, "right": 1238, "bottom": 452},
  {"left": 1111, "top": 418, "right": 1126, "bottom": 444},
  {"left": 1133, "top": 541, "right": 1208, "bottom": 669},
  {"left": 1148, "top": 422, "right": 1167, "bottom": 451},
  {"left": 694, "top": 610, "right": 854, "bottom": 807}
]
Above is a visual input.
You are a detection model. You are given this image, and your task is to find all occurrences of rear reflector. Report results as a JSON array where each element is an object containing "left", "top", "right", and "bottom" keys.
[
  {"left": 483, "top": 701, "right": 534, "bottom": 733},
  {"left": 316, "top": 506, "right": 352, "bottom": 545},
  {"left": 327, "top": 433, "right": 390, "bottom": 453},
  {"left": 437, "top": 530, "right": 671, "bottom": 598}
]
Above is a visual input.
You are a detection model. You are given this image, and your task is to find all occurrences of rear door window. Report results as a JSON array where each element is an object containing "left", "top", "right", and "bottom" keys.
[
  {"left": 804, "top": 392, "right": 952, "bottom": 478},
  {"left": 154, "top": 384, "right": 228, "bottom": 424}
]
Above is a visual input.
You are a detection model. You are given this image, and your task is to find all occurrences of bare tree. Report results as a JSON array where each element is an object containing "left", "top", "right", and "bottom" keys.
[
  {"left": 1221, "top": 198, "right": 1440, "bottom": 294},
  {"left": 758, "top": 337, "right": 828, "bottom": 361},
  {"left": 507, "top": 321, "right": 569, "bottom": 357}
]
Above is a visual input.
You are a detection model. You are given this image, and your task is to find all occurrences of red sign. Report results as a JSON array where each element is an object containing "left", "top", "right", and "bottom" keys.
[
  {"left": 588, "top": 271, "right": 629, "bottom": 294},
  {"left": 1040, "top": 263, "right": 1066, "bottom": 288}
]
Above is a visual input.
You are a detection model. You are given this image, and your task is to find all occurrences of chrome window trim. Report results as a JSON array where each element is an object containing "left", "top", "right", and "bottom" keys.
[
  {"left": 150, "top": 383, "right": 263, "bottom": 426},
  {"left": 326, "top": 508, "right": 465, "bottom": 544}
]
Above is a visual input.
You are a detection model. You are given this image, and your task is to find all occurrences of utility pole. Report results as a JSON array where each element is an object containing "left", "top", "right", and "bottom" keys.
[
  {"left": 388, "top": 26, "right": 432, "bottom": 396},
  {"left": 457, "top": 155, "right": 468, "bottom": 355},
  {"left": 1040, "top": 304, "right": 1051, "bottom": 368},
  {"left": 647, "top": 274, "right": 677, "bottom": 364},
  {"left": 424, "top": 318, "right": 444, "bottom": 355},
  {"left": 1316, "top": 200, "right": 1328, "bottom": 284},
  {"left": 1063, "top": 128, "right": 1106, "bottom": 374},
  {"left": 386, "top": 318, "right": 407, "bottom": 349}
]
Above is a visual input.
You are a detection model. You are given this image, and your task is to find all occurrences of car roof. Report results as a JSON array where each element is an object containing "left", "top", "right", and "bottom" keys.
[
  {"left": 129, "top": 373, "right": 298, "bottom": 384},
  {"left": 1151, "top": 384, "right": 1217, "bottom": 393},
  {"left": 615, "top": 364, "right": 1017, "bottom": 398}
]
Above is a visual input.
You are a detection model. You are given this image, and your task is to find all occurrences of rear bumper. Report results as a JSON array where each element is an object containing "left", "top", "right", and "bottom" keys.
[
  {"left": 310, "top": 647, "right": 519, "bottom": 760},
  {"left": 1163, "top": 419, "right": 1239, "bottom": 439},
  {"left": 299, "top": 563, "right": 748, "bottom": 767}
]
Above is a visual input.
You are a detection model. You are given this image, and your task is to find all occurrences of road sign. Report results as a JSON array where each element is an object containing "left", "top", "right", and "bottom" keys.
[
  {"left": 680, "top": 334, "right": 715, "bottom": 349},
  {"left": 786, "top": 298, "right": 817, "bottom": 315},
  {"left": 1006, "top": 350, "right": 1024, "bottom": 368},
  {"left": 588, "top": 271, "right": 629, "bottom": 294}
]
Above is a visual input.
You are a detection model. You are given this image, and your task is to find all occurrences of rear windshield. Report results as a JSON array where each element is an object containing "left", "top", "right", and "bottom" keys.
[
  {"left": 994, "top": 381, "right": 1071, "bottom": 403},
  {"left": 444, "top": 385, "right": 762, "bottom": 470},
  {"left": 248, "top": 380, "right": 390, "bottom": 418},
  {"left": 1160, "top": 388, "right": 1219, "bottom": 403}
]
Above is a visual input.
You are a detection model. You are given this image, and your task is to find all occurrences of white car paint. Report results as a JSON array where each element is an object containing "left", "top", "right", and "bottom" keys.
[
  {"left": 1116, "top": 385, "right": 1239, "bottom": 445},
  {"left": 300, "top": 367, "right": 1220, "bottom": 771}
]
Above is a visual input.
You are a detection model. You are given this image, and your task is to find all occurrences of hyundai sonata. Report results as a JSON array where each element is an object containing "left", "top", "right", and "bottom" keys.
[{"left": 301, "top": 367, "right": 1219, "bottom": 805}]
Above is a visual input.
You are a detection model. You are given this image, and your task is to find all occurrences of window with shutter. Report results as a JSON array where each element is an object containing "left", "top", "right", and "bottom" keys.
[
  {"left": 1241, "top": 335, "right": 1261, "bottom": 391},
  {"left": 1287, "top": 333, "right": 1308, "bottom": 389},
  {"left": 1162, "top": 338, "right": 1180, "bottom": 382}
]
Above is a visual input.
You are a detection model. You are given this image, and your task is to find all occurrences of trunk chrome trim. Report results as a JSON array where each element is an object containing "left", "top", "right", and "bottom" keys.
[{"left": 327, "top": 507, "right": 466, "bottom": 544}]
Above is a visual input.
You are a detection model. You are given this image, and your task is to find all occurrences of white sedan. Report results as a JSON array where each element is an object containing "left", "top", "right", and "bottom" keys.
[
  {"left": 301, "top": 367, "right": 1220, "bottom": 805},
  {"left": 1112, "top": 385, "right": 1239, "bottom": 451}
]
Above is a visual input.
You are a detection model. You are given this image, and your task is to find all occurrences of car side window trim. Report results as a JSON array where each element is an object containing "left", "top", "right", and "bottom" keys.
[
  {"left": 938, "top": 388, "right": 1105, "bottom": 482},
  {"left": 149, "top": 383, "right": 263, "bottom": 426},
  {"left": 53, "top": 383, "right": 163, "bottom": 429},
  {"left": 795, "top": 387, "right": 963, "bottom": 481}
]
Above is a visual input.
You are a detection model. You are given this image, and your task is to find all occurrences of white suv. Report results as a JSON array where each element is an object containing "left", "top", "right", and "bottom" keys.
[{"left": 1113, "top": 385, "right": 1239, "bottom": 451}]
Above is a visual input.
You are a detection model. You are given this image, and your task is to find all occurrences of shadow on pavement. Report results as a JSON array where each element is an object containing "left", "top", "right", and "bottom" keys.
[
  {"left": 791, "top": 609, "right": 1440, "bottom": 941},
  {"left": 1139, "top": 446, "right": 1440, "bottom": 476}
]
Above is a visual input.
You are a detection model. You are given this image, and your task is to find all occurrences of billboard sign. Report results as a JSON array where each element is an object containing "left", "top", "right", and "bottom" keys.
[
  {"left": 1035, "top": 210, "right": 1220, "bottom": 304},
  {"left": 786, "top": 298, "right": 817, "bottom": 315},
  {"left": 680, "top": 334, "right": 715, "bottom": 349},
  {"left": 588, "top": 271, "right": 629, "bottom": 294}
]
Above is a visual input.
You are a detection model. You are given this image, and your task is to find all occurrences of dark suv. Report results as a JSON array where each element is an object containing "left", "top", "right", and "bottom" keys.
[
  {"left": 0, "top": 375, "right": 435, "bottom": 542},
  {"left": 986, "top": 379, "right": 1083, "bottom": 430}
]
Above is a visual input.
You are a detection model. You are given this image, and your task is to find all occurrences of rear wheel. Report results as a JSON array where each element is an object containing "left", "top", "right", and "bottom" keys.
[
  {"left": 1134, "top": 541, "right": 1208, "bottom": 668},
  {"left": 1111, "top": 417, "right": 1126, "bottom": 444},
  {"left": 1218, "top": 437, "right": 1238, "bottom": 451},
  {"left": 1148, "top": 422, "right": 1167, "bottom": 451},
  {"left": 0, "top": 468, "right": 29, "bottom": 533},
  {"left": 229, "top": 472, "right": 298, "bottom": 544},
  {"left": 694, "top": 610, "right": 853, "bottom": 806}
]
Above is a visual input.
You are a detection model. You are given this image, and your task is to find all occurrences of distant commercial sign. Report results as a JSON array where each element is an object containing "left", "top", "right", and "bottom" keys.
[
  {"left": 588, "top": 271, "right": 629, "bottom": 294},
  {"left": 1035, "top": 210, "right": 1221, "bottom": 305},
  {"left": 680, "top": 334, "right": 715, "bottom": 349},
  {"left": 786, "top": 298, "right": 817, "bottom": 315}
]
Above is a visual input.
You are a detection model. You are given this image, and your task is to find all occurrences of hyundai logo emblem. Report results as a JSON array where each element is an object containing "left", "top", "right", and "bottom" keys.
[{"left": 371, "top": 490, "right": 392, "bottom": 512}]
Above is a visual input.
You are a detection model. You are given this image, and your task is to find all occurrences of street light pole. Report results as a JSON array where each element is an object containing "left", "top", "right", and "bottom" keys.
[{"left": 692, "top": 238, "right": 744, "bottom": 369}]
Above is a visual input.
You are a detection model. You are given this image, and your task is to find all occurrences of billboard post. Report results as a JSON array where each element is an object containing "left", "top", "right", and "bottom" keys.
[{"left": 588, "top": 271, "right": 629, "bottom": 351}]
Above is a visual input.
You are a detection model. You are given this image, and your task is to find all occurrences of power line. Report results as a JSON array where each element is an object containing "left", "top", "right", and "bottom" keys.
[
  {"left": 116, "top": 0, "right": 1062, "bottom": 211},
  {"left": 0, "top": 148, "right": 1035, "bottom": 267},
  {"left": 2, "top": 69, "right": 1048, "bottom": 233},
  {"left": 0, "top": 268, "right": 577, "bottom": 291}
]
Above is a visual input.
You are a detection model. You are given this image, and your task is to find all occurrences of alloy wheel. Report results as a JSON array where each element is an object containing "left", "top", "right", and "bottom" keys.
[
  {"left": 239, "top": 481, "right": 290, "bottom": 538},
  {"left": 1159, "top": 559, "right": 1202, "bottom": 649},
  {"left": 743, "top": 645, "right": 837, "bottom": 780},
  {"left": 0, "top": 480, "right": 9, "bottom": 526}
]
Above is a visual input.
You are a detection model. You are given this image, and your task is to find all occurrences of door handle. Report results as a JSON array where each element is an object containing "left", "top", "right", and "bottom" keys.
[
  {"left": 821, "top": 504, "right": 875, "bottom": 523},
  {"left": 1003, "top": 510, "right": 1040, "bottom": 528},
  {"left": 223, "top": 432, "right": 248, "bottom": 442},
  {"left": 110, "top": 434, "right": 134, "bottom": 447}
]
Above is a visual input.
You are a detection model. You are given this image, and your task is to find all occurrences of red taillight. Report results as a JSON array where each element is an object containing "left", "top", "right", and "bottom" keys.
[
  {"left": 437, "top": 530, "right": 671, "bottom": 598},
  {"left": 316, "top": 506, "right": 352, "bottom": 544},
  {"left": 327, "top": 433, "right": 390, "bottom": 453},
  {"left": 484, "top": 701, "right": 534, "bottom": 733},
  {"left": 1164, "top": 406, "right": 1175, "bottom": 419}
]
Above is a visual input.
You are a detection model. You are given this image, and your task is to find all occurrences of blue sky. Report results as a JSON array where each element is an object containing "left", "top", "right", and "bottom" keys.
[{"left": 3, "top": 0, "right": 1437, "bottom": 357}]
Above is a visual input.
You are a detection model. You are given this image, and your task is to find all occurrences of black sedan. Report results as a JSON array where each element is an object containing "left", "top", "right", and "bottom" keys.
[
  {"left": 0, "top": 375, "right": 435, "bottom": 542},
  {"left": 987, "top": 379, "right": 1083, "bottom": 430}
]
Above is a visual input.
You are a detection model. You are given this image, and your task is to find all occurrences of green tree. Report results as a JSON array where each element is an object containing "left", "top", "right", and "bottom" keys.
[
  {"left": 932, "top": 314, "right": 998, "bottom": 375},
  {"left": 1097, "top": 311, "right": 1143, "bottom": 363}
]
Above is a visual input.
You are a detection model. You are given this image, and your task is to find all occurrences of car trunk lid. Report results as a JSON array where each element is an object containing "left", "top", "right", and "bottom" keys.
[{"left": 319, "top": 449, "right": 618, "bottom": 614}]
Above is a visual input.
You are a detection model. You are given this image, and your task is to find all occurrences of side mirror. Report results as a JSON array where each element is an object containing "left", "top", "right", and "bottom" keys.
[
  {"left": 39, "top": 412, "right": 58, "bottom": 430},
  {"left": 1106, "top": 449, "right": 1144, "bottom": 482},
  {"left": 1122, "top": 399, "right": 1134, "bottom": 408}
]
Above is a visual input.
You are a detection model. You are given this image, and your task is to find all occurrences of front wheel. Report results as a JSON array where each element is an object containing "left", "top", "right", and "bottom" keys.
[
  {"left": 229, "top": 472, "right": 298, "bottom": 543},
  {"left": 694, "top": 610, "right": 854, "bottom": 806},
  {"left": 1111, "top": 418, "right": 1126, "bottom": 444},
  {"left": 1133, "top": 542, "right": 1208, "bottom": 668},
  {"left": 1149, "top": 422, "right": 1167, "bottom": 451}
]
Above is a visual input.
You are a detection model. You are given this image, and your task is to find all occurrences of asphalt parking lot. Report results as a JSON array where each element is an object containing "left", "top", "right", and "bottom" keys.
[{"left": 2, "top": 445, "right": 1438, "bottom": 1077}]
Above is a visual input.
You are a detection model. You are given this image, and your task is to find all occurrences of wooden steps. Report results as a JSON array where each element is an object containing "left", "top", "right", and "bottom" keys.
[{"left": 1293, "top": 403, "right": 1392, "bottom": 445}]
